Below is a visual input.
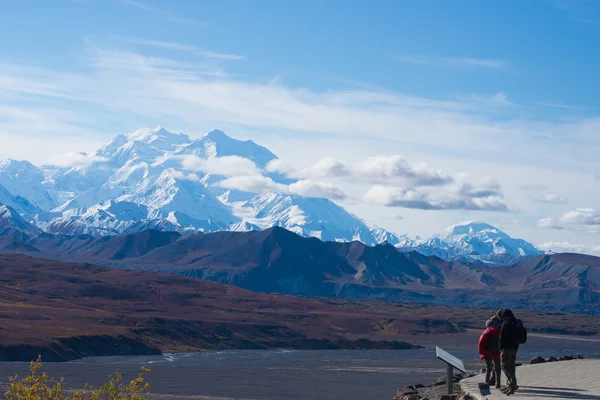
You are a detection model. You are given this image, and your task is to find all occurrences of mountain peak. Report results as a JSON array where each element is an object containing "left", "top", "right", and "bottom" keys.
[
  {"left": 442, "top": 221, "right": 500, "bottom": 236},
  {"left": 124, "top": 127, "right": 191, "bottom": 151},
  {"left": 0, "top": 158, "right": 39, "bottom": 172},
  {"left": 205, "top": 129, "right": 230, "bottom": 140},
  {"left": 0, "top": 204, "right": 42, "bottom": 237},
  {"left": 126, "top": 126, "right": 168, "bottom": 140}
]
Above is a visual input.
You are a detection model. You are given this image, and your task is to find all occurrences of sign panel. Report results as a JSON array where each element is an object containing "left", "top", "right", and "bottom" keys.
[{"left": 436, "top": 346, "right": 466, "bottom": 373}]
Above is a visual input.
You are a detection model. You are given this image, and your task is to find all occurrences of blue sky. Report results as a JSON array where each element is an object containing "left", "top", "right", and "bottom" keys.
[{"left": 1, "top": 0, "right": 600, "bottom": 251}]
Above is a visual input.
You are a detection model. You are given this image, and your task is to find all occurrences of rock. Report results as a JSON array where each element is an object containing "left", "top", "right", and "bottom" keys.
[
  {"left": 480, "top": 367, "right": 487, "bottom": 374},
  {"left": 413, "top": 384, "right": 426, "bottom": 389},
  {"left": 460, "top": 395, "right": 477, "bottom": 400},
  {"left": 562, "top": 355, "right": 574, "bottom": 361},
  {"left": 401, "top": 395, "right": 420, "bottom": 400},
  {"left": 530, "top": 356, "right": 546, "bottom": 364},
  {"left": 398, "top": 387, "right": 419, "bottom": 395},
  {"left": 547, "top": 356, "right": 558, "bottom": 362},
  {"left": 515, "top": 362, "right": 522, "bottom": 367},
  {"left": 577, "top": 355, "right": 585, "bottom": 359},
  {"left": 434, "top": 376, "right": 447, "bottom": 386}
]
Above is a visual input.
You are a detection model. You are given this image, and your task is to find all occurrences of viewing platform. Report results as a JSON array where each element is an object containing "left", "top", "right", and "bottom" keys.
[{"left": 460, "top": 359, "right": 600, "bottom": 400}]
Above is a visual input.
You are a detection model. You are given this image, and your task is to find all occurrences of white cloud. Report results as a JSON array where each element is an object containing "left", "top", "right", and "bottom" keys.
[
  {"left": 288, "top": 180, "right": 346, "bottom": 200},
  {"left": 559, "top": 208, "right": 600, "bottom": 225},
  {"left": 217, "top": 175, "right": 346, "bottom": 200},
  {"left": 536, "top": 217, "right": 564, "bottom": 229},
  {"left": 281, "top": 154, "right": 454, "bottom": 187},
  {"left": 363, "top": 184, "right": 509, "bottom": 211},
  {"left": 593, "top": 245, "right": 600, "bottom": 252},
  {"left": 181, "top": 155, "right": 261, "bottom": 176},
  {"left": 392, "top": 213, "right": 403, "bottom": 220},
  {"left": 530, "top": 193, "right": 569, "bottom": 204},
  {"left": 293, "top": 157, "right": 352, "bottom": 179},
  {"left": 357, "top": 155, "right": 454, "bottom": 186},
  {"left": 169, "top": 170, "right": 201, "bottom": 182},
  {"left": 218, "top": 175, "right": 286, "bottom": 193},
  {"left": 265, "top": 159, "right": 295, "bottom": 175},
  {"left": 47, "top": 152, "right": 108, "bottom": 168},
  {"left": 396, "top": 55, "right": 509, "bottom": 69},
  {"left": 538, "top": 241, "right": 588, "bottom": 253}
]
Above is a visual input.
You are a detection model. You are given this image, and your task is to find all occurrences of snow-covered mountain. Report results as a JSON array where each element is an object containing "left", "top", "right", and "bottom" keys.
[
  {"left": 407, "top": 221, "right": 543, "bottom": 265},
  {"left": 0, "top": 126, "right": 543, "bottom": 264},
  {"left": 0, "top": 205, "right": 42, "bottom": 237},
  {"left": 0, "top": 126, "right": 400, "bottom": 245}
]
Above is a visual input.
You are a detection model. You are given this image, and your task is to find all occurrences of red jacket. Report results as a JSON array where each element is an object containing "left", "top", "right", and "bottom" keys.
[{"left": 478, "top": 327, "right": 501, "bottom": 359}]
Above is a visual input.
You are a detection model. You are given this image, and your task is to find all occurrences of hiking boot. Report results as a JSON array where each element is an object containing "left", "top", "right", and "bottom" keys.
[
  {"left": 489, "top": 379, "right": 496, "bottom": 386},
  {"left": 505, "top": 386, "right": 519, "bottom": 396}
]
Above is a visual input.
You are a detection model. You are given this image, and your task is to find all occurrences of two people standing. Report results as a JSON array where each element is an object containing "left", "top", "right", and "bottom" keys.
[{"left": 478, "top": 308, "right": 527, "bottom": 396}]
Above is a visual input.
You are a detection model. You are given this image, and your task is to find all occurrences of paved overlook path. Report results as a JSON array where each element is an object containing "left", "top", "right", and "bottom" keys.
[{"left": 460, "top": 359, "right": 600, "bottom": 400}]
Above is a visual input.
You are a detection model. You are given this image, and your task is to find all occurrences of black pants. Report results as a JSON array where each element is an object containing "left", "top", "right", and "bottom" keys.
[{"left": 485, "top": 357, "right": 501, "bottom": 386}]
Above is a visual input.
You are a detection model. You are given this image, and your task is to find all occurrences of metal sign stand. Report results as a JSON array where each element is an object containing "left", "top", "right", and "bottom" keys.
[{"left": 436, "top": 346, "right": 467, "bottom": 396}]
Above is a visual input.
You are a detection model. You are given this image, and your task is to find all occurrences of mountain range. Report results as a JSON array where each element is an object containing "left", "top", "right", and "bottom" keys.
[
  {"left": 0, "top": 126, "right": 543, "bottom": 265},
  {"left": 0, "top": 210, "right": 598, "bottom": 315}
]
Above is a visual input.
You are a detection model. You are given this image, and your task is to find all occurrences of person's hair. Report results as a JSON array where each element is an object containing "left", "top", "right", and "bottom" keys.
[
  {"left": 498, "top": 309, "right": 515, "bottom": 320},
  {"left": 490, "top": 315, "right": 500, "bottom": 324}
]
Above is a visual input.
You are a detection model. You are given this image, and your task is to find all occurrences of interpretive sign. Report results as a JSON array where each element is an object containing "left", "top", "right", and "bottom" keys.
[
  {"left": 436, "top": 346, "right": 466, "bottom": 396},
  {"left": 436, "top": 346, "right": 466, "bottom": 373}
]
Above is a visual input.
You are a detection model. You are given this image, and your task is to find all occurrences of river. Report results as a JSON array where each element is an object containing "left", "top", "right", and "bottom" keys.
[{"left": 2, "top": 334, "right": 599, "bottom": 400}]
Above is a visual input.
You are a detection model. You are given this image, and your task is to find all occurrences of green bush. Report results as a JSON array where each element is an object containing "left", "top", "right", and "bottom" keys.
[{"left": 4, "top": 356, "right": 151, "bottom": 400}]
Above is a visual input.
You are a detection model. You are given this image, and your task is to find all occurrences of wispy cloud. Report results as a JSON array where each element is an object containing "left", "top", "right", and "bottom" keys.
[
  {"left": 530, "top": 192, "right": 569, "bottom": 204},
  {"left": 115, "top": 0, "right": 205, "bottom": 27},
  {"left": 537, "top": 101, "right": 586, "bottom": 110},
  {"left": 1, "top": 42, "right": 600, "bottom": 177},
  {"left": 132, "top": 39, "right": 245, "bottom": 60},
  {"left": 396, "top": 55, "right": 509, "bottom": 70}
]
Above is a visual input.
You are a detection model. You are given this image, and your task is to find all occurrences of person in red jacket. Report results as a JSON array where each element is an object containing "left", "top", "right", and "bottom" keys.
[{"left": 478, "top": 315, "right": 502, "bottom": 388}]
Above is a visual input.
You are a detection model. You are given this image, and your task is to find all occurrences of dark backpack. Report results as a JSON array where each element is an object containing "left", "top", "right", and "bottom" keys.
[{"left": 515, "top": 319, "right": 527, "bottom": 344}]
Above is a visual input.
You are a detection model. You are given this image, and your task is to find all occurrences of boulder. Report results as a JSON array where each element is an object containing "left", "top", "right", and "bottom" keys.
[
  {"left": 433, "top": 376, "right": 446, "bottom": 387},
  {"left": 480, "top": 367, "right": 487, "bottom": 374},
  {"left": 398, "top": 387, "right": 419, "bottom": 396},
  {"left": 562, "top": 355, "right": 574, "bottom": 361},
  {"left": 547, "top": 356, "right": 558, "bottom": 362},
  {"left": 577, "top": 355, "right": 585, "bottom": 359},
  {"left": 400, "top": 395, "right": 420, "bottom": 400},
  {"left": 530, "top": 356, "right": 546, "bottom": 365}
]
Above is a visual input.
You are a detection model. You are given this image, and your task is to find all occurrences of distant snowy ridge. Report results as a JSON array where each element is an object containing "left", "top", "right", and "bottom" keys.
[
  {"left": 405, "top": 221, "right": 543, "bottom": 264},
  {"left": 0, "top": 126, "right": 543, "bottom": 264}
]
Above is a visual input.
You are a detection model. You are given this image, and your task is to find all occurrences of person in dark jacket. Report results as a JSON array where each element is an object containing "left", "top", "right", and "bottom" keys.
[
  {"left": 478, "top": 316, "right": 502, "bottom": 388},
  {"left": 497, "top": 309, "right": 520, "bottom": 395}
]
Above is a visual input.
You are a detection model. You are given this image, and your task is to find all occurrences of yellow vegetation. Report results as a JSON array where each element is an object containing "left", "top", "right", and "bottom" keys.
[{"left": 4, "top": 356, "right": 151, "bottom": 400}]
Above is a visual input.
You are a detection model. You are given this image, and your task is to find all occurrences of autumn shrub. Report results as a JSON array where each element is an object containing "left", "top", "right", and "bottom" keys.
[{"left": 4, "top": 356, "right": 151, "bottom": 400}]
